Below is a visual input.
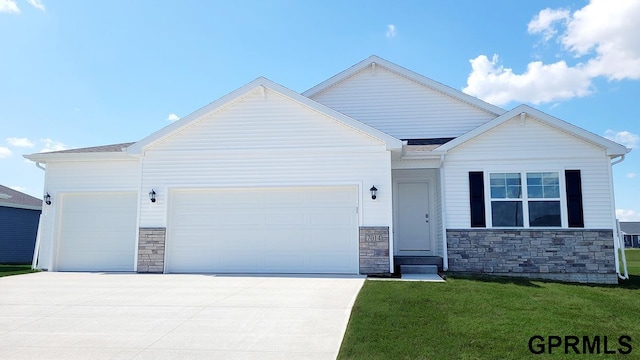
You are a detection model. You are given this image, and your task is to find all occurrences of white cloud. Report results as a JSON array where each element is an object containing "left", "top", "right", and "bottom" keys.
[
  {"left": 386, "top": 24, "right": 396, "bottom": 39},
  {"left": 464, "top": 0, "right": 640, "bottom": 105},
  {"left": 617, "top": 209, "right": 640, "bottom": 222},
  {"left": 527, "top": 8, "right": 570, "bottom": 41},
  {"left": 26, "top": 0, "right": 44, "bottom": 11},
  {"left": 463, "top": 54, "right": 591, "bottom": 105},
  {"left": 627, "top": 173, "right": 637, "bottom": 179},
  {"left": 0, "top": 146, "right": 12, "bottom": 158},
  {"left": 40, "top": 138, "right": 68, "bottom": 153},
  {"left": 0, "top": 0, "right": 19, "bottom": 13},
  {"left": 6, "top": 137, "right": 35, "bottom": 148},
  {"left": 167, "top": 113, "right": 180, "bottom": 122},
  {"left": 604, "top": 130, "right": 639, "bottom": 149}
]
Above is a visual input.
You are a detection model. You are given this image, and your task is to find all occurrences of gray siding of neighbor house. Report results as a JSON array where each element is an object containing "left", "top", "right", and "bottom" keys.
[{"left": 0, "top": 206, "right": 40, "bottom": 264}]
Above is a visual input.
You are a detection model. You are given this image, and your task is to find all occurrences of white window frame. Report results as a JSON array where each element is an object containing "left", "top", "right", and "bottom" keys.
[{"left": 485, "top": 170, "right": 568, "bottom": 228}]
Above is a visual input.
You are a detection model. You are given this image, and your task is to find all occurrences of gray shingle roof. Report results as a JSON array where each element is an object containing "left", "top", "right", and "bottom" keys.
[
  {"left": 620, "top": 222, "right": 640, "bottom": 235},
  {"left": 0, "top": 185, "right": 42, "bottom": 210},
  {"left": 43, "top": 142, "right": 135, "bottom": 154}
]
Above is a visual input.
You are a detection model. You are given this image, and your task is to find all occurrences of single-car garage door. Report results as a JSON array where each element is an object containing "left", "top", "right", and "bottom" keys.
[
  {"left": 56, "top": 192, "right": 137, "bottom": 271},
  {"left": 166, "top": 186, "right": 359, "bottom": 274}
]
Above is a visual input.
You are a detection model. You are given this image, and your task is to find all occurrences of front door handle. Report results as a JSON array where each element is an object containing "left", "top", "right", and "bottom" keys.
[{"left": 425, "top": 213, "right": 429, "bottom": 223}]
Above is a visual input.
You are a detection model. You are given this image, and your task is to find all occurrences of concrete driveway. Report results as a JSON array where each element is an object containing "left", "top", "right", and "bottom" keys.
[{"left": 0, "top": 272, "right": 365, "bottom": 360}]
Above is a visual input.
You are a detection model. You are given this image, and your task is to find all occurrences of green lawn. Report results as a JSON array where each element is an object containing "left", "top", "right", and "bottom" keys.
[
  {"left": 0, "top": 264, "right": 36, "bottom": 277},
  {"left": 338, "top": 250, "right": 640, "bottom": 360},
  {"left": 625, "top": 249, "right": 640, "bottom": 275}
]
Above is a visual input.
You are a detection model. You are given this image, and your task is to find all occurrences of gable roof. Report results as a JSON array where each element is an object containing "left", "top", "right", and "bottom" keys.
[
  {"left": 127, "top": 77, "right": 403, "bottom": 154},
  {"left": 436, "top": 104, "right": 631, "bottom": 157},
  {"left": 302, "top": 55, "right": 506, "bottom": 117},
  {"left": 620, "top": 222, "right": 640, "bottom": 235},
  {"left": 0, "top": 185, "right": 42, "bottom": 211}
]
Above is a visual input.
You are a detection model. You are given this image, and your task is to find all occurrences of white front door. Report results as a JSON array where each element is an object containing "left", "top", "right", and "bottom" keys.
[{"left": 396, "top": 181, "right": 432, "bottom": 255}]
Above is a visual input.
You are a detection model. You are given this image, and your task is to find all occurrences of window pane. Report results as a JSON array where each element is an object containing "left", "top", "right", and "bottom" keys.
[
  {"left": 527, "top": 173, "right": 542, "bottom": 185},
  {"left": 491, "top": 201, "right": 523, "bottom": 227},
  {"left": 528, "top": 185, "right": 543, "bottom": 198},
  {"left": 491, "top": 186, "right": 506, "bottom": 198},
  {"left": 490, "top": 174, "right": 505, "bottom": 186},
  {"left": 491, "top": 173, "right": 521, "bottom": 199},
  {"left": 527, "top": 172, "right": 560, "bottom": 199},
  {"left": 506, "top": 173, "right": 521, "bottom": 186},
  {"left": 544, "top": 185, "right": 560, "bottom": 198},
  {"left": 542, "top": 172, "right": 559, "bottom": 185},
  {"left": 529, "top": 201, "right": 561, "bottom": 227}
]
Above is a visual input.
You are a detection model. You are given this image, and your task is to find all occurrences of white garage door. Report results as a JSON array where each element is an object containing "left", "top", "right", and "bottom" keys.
[
  {"left": 166, "top": 186, "right": 359, "bottom": 274},
  {"left": 56, "top": 192, "right": 137, "bottom": 271}
]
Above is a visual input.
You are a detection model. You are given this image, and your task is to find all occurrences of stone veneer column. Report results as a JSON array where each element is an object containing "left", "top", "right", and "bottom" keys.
[
  {"left": 359, "top": 226, "right": 390, "bottom": 275},
  {"left": 137, "top": 227, "right": 166, "bottom": 273}
]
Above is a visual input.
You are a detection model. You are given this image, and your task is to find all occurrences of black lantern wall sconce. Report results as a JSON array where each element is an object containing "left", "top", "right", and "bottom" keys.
[
  {"left": 44, "top": 193, "right": 51, "bottom": 205},
  {"left": 149, "top": 189, "right": 157, "bottom": 203},
  {"left": 369, "top": 185, "right": 378, "bottom": 200}
]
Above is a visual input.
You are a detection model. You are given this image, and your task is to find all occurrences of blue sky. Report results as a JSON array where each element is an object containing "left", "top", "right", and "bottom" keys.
[{"left": 1, "top": 0, "right": 638, "bottom": 220}]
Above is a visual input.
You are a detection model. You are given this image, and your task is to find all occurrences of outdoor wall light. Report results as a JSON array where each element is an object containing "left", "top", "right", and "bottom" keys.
[
  {"left": 149, "top": 189, "right": 156, "bottom": 203},
  {"left": 369, "top": 185, "right": 378, "bottom": 200},
  {"left": 44, "top": 193, "right": 51, "bottom": 205}
]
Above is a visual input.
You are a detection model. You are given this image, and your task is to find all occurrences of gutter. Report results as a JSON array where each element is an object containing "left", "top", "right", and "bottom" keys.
[{"left": 609, "top": 154, "right": 628, "bottom": 280}]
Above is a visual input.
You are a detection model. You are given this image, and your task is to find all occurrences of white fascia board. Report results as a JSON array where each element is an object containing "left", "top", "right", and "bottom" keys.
[
  {"left": 302, "top": 55, "right": 506, "bottom": 117},
  {"left": 436, "top": 104, "right": 630, "bottom": 156},
  {"left": 23, "top": 152, "right": 138, "bottom": 163},
  {"left": 127, "top": 77, "right": 403, "bottom": 153}
]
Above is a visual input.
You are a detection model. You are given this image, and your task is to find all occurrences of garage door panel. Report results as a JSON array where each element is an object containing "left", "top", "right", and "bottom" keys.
[
  {"left": 310, "top": 208, "right": 355, "bottom": 226},
  {"left": 265, "top": 211, "right": 306, "bottom": 225},
  {"left": 167, "top": 186, "right": 358, "bottom": 274},
  {"left": 57, "top": 192, "right": 137, "bottom": 272},
  {"left": 220, "top": 211, "right": 262, "bottom": 225}
]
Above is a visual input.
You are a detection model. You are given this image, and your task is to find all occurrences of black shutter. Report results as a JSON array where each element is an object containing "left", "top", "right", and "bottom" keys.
[
  {"left": 565, "top": 170, "right": 584, "bottom": 228},
  {"left": 469, "top": 172, "right": 486, "bottom": 228}
]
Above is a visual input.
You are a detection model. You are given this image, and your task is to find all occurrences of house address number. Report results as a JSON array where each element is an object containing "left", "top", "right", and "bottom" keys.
[{"left": 365, "top": 234, "right": 383, "bottom": 242}]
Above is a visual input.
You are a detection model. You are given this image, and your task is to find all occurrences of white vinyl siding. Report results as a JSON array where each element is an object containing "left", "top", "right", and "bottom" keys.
[
  {"left": 444, "top": 116, "right": 614, "bottom": 229},
  {"left": 37, "top": 160, "right": 139, "bottom": 270},
  {"left": 154, "top": 89, "right": 383, "bottom": 151},
  {"left": 309, "top": 66, "right": 495, "bottom": 139},
  {"left": 166, "top": 186, "right": 358, "bottom": 274},
  {"left": 140, "top": 89, "right": 393, "bottom": 230}
]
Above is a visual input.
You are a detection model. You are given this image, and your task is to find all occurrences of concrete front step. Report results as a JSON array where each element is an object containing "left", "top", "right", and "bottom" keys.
[{"left": 400, "top": 264, "right": 439, "bottom": 274}]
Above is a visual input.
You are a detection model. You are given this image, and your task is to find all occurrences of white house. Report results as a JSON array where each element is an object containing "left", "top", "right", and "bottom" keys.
[{"left": 25, "top": 56, "right": 630, "bottom": 284}]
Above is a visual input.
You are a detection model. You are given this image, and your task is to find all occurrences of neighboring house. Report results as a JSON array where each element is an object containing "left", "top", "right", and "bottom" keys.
[
  {"left": 620, "top": 222, "right": 640, "bottom": 248},
  {"left": 24, "top": 56, "right": 630, "bottom": 284},
  {"left": 0, "top": 185, "right": 42, "bottom": 264}
]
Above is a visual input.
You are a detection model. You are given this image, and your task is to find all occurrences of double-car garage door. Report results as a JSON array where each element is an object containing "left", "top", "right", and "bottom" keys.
[
  {"left": 55, "top": 186, "right": 359, "bottom": 274},
  {"left": 166, "top": 186, "right": 359, "bottom": 274}
]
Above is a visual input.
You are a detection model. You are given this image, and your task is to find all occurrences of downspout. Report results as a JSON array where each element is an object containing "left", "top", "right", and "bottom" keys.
[
  {"left": 439, "top": 154, "right": 449, "bottom": 271},
  {"left": 32, "top": 161, "right": 46, "bottom": 270},
  {"left": 609, "top": 154, "right": 628, "bottom": 280}
]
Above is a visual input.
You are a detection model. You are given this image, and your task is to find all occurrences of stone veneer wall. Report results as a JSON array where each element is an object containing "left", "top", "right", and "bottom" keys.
[
  {"left": 447, "top": 229, "right": 617, "bottom": 284},
  {"left": 137, "top": 227, "right": 166, "bottom": 273},
  {"left": 359, "top": 226, "right": 390, "bottom": 275}
]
